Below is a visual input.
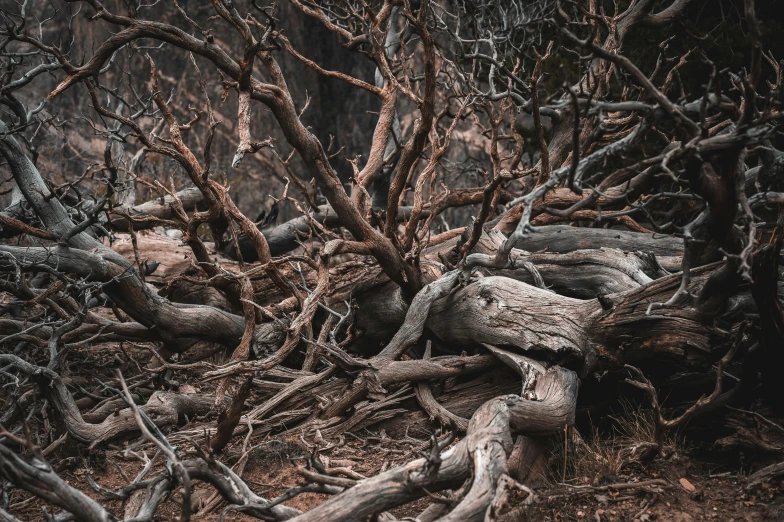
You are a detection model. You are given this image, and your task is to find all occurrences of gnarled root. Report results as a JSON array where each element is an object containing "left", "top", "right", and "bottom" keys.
[
  {"left": 287, "top": 362, "right": 577, "bottom": 521},
  {"left": 0, "top": 355, "right": 214, "bottom": 447}
]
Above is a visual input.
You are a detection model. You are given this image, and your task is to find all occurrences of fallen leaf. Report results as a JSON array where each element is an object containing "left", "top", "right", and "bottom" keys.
[{"left": 679, "top": 477, "right": 696, "bottom": 492}]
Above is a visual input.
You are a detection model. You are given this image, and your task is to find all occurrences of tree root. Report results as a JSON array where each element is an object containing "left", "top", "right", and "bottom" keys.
[{"left": 0, "top": 355, "right": 214, "bottom": 447}]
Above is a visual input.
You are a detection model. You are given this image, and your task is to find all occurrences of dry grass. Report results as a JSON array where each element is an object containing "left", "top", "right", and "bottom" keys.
[{"left": 548, "top": 399, "right": 684, "bottom": 485}]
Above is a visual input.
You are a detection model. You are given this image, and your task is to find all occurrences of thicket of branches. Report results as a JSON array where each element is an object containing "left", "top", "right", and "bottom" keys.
[{"left": 1, "top": 0, "right": 784, "bottom": 520}]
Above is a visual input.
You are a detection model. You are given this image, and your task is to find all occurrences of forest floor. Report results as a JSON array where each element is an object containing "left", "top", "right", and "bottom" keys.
[
  {"left": 8, "top": 432, "right": 783, "bottom": 521},
  {"left": 4, "top": 322, "right": 784, "bottom": 521},
  {"left": 509, "top": 456, "right": 781, "bottom": 522}
]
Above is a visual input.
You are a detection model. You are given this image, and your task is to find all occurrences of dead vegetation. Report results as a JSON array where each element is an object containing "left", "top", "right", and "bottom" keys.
[{"left": 2, "top": 0, "right": 784, "bottom": 520}]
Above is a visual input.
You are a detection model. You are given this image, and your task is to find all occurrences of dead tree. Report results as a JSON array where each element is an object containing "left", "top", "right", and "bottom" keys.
[{"left": 1, "top": 0, "right": 783, "bottom": 519}]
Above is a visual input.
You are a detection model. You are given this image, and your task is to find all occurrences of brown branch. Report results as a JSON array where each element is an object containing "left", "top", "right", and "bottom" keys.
[{"left": 531, "top": 41, "right": 553, "bottom": 183}]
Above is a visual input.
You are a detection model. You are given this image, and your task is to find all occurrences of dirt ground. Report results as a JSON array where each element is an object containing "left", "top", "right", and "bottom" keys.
[
  {"left": 5, "top": 427, "right": 783, "bottom": 521},
  {"left": 508, "top": 458, "right": 781, "bottom": 521},
  {"left": 4, "top": 336, "right": 784, "bottom": 521}
]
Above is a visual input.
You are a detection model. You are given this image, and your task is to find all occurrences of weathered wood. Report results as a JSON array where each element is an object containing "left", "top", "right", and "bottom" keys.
[
  {"left": 496, "top": 248, "right": 668, "bottom": 298},
  {"left": 0, "top": 355, "right": 215, "bottom": 446},
  {"left": 378, "top": 368, "right": 521, "bottom": 438},
  {"left": 428, "top": 276, "right": 593, "bottom": 366},
  {"left": 286, "top": 361, "right": 577, "bottom": 521},
  {"left": 0, "top": 1, "right": 775, "bottom": 520},
  {"left": 0, "top": 444, "right": 115, "bottom": 522},
  {"left": 507, "top": 436, "right": 547, "bottom": 486},
  {"left": 108, "top": 187, "right": 207, "bottom": 231},
  {"left": 588, "top": 263, "right": 729, "bottom": 372},
  {"left": 111, "top": 231, "right": 224, "bottom": 284},
  {"left": 508, "top": 225, "right": 683, "bottom": 257},
  {"left": 414, "top": 344, "right": 471, "bottom": 431}
]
